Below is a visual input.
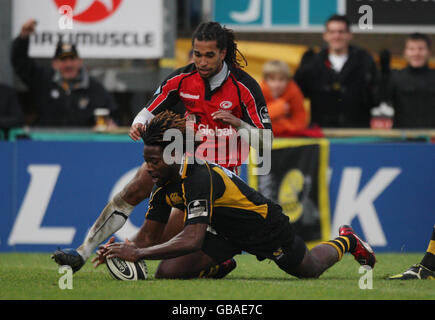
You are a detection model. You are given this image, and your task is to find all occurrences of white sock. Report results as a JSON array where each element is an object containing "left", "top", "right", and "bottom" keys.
[{"left": 77, "top": 193, "right": 134, "bottom": 261}]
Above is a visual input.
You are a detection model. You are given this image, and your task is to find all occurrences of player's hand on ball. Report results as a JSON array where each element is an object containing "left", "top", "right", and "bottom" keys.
[
  {"left": 129, "top": 123, "right": 145, "bottom": 141},
  {"left": 92, "top": 236, "right": 116, "bottom": 268},
  {"left": 104, "top": 238, "right": 140, "bottom": 262}
]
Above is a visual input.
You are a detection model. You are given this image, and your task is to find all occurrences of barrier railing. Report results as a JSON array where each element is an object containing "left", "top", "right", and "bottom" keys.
[{"left": 6, "top": 127, "right": 435, "bottom": 143}]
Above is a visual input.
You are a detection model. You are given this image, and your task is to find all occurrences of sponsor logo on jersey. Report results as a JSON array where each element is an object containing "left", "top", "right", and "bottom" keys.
[
  {"left": 260, "top": 106, "right": 271, "bottom": 124},
  {"left": 187, "top": 199, "right": 208, "bottom": 219},
  {"left": 198, "top": 124, "right": 234, "bottom": 137},
  {"left": 180, "top": 91, "right": 200, "bottom": 100}
]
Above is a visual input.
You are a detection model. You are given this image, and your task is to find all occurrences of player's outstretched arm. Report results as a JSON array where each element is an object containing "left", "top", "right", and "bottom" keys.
[
  {"left": 91, "top": 219, "right": 166, "bottom": 268},
  {"left": 129, "top": 219, "right": 167, "bottom": 248},
  {"left": 104, "top": 223, "right": 207, "bottom": 262}
]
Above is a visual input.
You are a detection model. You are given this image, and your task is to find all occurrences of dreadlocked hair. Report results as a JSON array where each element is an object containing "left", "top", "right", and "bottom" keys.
[
  {"left": 141, "top": 111, "right": 187, "bottom": 149},
  {"left": 192, "top": 21, "right": 247, "bottom": 68}
]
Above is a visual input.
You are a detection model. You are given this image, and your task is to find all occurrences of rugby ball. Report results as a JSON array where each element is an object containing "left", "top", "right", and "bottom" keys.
[{"left": 106, "top": 257, "right": 148, "bottom": 280}]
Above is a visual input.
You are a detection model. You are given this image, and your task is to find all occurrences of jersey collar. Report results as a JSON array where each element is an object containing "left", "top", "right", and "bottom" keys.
[{"left": 208, "top": 61, "right": 230, "bottom": 91}]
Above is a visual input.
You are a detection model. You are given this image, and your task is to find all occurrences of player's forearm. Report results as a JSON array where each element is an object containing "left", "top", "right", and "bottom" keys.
[
  {"left": 129, "top": 220, "right": 165, "bottom": 248},
  {"left": 136, "top": 236, "right": 199, "bottom": 260},
  {"left": 130, "top": 234, "right": 159, "bottom": 249},
  {"left": 135, "top": 225, "right": 204, "bottom": 260},
  {"left": 132, "top": 107, "right": 155, "bottom": 126}
]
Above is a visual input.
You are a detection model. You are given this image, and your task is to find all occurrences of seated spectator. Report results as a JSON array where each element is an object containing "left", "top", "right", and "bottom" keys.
[
  {"left": 260, "top": 60, "right": 307, "bottom": 137},
  {"left": 294, "top": 15, "right": 379, "bottom": 128},
  {"left": 11, "top": 19, "right": 118, "bottom": 127},
  {"left": 0, "top": 83, "right": 24, "bottom": 139},
  {"left": 386, "top": 33, "right": 435, "bottom": 128}
]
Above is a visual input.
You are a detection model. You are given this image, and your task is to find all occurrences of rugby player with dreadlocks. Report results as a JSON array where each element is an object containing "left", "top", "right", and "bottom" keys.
[
  {"left": 98, "top": 111, "right": 375, "bottom": 280},
  {"left": 52, "top": 22, "right": 273, "bottom": 277}
]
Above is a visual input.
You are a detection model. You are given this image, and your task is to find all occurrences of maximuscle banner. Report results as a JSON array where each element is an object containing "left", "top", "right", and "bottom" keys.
[
  {"left": 12, "top": 0, "right": 164, "bottom": 58},
  {"left": 0, "top": 140, "right": 434, "bottom": 253},
  {"left": 250, "top": 139, "right": 331, "bottom": 248}
]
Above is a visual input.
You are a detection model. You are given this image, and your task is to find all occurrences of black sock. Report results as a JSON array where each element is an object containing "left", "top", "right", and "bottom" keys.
[
  {"left": 198, "top": 264, "right": 220, "bottom": 278},
  {"left": 420, "top": 225, "right": 435, "bottom": 271},
  {"left": 322, "top": 235, "right": 357, "bottom": 260},
  {"left": 344, "top": 234, "right": 357, "bottom": 252}
]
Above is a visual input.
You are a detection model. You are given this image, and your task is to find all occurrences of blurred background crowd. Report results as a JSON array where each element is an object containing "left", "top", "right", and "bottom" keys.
[{"left": 1, "top": 0, "right": 434, "bottom": 140}]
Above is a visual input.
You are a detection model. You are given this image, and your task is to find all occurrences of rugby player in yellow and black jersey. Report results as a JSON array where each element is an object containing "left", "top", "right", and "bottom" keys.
[{"left": 100, "top": 111, "right": 376, "bottom": 279}]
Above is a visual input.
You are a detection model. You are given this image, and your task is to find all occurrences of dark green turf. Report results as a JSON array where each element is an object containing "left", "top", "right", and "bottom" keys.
[{"left": 0, "top": 253, "right": 433, "bottom": 300}]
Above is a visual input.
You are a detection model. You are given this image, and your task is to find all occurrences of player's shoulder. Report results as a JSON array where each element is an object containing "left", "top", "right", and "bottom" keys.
[
  {"left": 179, "top": 156, "right": 211, "bottom": 181},
  {"left": 229, "top": 65, "right": 261, "bottom": 90},
  {"left": 171, "top": 63, "right": 196, "bottom": 78},
  {"left": 163, "top": 63, "right": 197, "bottom": 84},
  {"left": 149, "top": 183, "right": 166, "bottom": 200},
  {"left": 183, "top": 159, "right": 235, "bottom": 185}
]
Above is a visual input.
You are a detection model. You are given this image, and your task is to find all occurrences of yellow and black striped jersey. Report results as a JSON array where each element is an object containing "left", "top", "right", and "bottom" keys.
[{"left": 146, "top": 155, "right": 292, "bottom": 249}]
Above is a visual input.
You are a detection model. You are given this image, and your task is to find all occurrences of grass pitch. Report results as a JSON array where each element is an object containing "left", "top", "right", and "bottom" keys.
[{"left": 0, "top": 253, "right": 433, "bottom": 300}]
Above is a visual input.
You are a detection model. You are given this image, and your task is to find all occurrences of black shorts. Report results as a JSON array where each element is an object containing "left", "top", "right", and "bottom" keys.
[
  {"left": 273, "top": 235, "right": 307, "bottom": 273},
  {"left": 201, "top": 230, "right": 242, "bottom": 264},
  {"left": 201, "top": 226, "right": 306, "bottom": 272}
]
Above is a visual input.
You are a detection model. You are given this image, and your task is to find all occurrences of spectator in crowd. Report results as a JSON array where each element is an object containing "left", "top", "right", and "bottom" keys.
[
  {"left": 260, "top": 60, "right": 308, "bottom": 137},
  {"left": 386, "top": 33, "right": 435, "bottom": 128},
  {"left": 294, "top": 15, "right": 379, "bottom": 128},
  {"left": 0, "top": 83, "right": 24, "bottom": 139},
  {"left": 11, "top": 19, "right": 118, "bottom": 127}
]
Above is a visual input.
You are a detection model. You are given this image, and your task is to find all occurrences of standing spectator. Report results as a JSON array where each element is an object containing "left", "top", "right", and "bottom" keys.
[
  {"left": 386, "top": 33, "right": 435, "bottom": 128},
  {"left": 11, "top": 19, "right": 118, "bottom": 127},
  {"left": 294, "top": 15, "right": 379, "bottom": 128},
  {"left": 0, "top": 83, "right": 24, "bottom": 139},
  {"left": 260, "top": 60, "right": 307, "bottom": 137}
]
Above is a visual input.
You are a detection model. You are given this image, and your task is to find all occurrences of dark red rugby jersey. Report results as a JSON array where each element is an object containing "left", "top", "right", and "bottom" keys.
[{"left": 143, "top": 63, "right": 272, "bottom": 168}]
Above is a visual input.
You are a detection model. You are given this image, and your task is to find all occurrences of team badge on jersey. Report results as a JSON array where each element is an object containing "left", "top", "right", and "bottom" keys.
[
  {"left": 169, "top": 192, "right": 183, "bottom": 206},
  {"left": 219, "top": 101, "right": 232, "bottom": 109}
]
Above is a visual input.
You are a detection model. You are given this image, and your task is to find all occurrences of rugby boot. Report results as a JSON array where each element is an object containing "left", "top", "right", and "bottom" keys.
[
  {"left": 339, "top": 225, "right": 376, "bottom": 268},
  {"left": 51, "top": 248, "right": 85, "bottom": 273},
  {"left": 389, "top": 264, "right": 435, "bottom": 280}
]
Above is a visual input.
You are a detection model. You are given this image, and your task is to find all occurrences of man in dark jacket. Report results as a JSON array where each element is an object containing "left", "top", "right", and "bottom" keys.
[
  {"left": 0, "top": 83, "right": 24, "bottom": 139},
  {"left": 294, "top": 15, "right": 379, "bottom": 128},
  {"left": 11, "top": 19, "right": 117, "bottom": 127},
  {"left": 387, "top": 33, "right": 435, "bottom": 129}
]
